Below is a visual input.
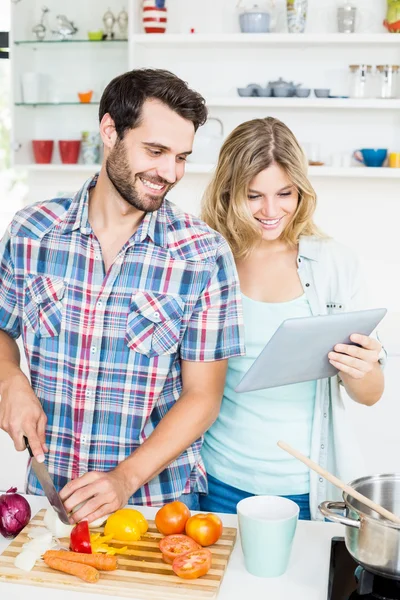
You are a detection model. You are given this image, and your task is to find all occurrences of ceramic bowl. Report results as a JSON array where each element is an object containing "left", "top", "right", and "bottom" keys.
[
  {"left": 238, "top": 87, "right": 257, "bottom": 97},
  {"left": 258, "top": 87, "right": 272, "bottom": 97},
  {"left": 272, "top": 88, "right": 293, "bottom": 98},
  {"left": 78, "top": 90, "right": 93, "bottom": 103},
  {"left": 295, "top": 88, "right": 311, "bottom": 98},
  {"left": 88, "top": 30, "right": 104, "bottom": 41},
  {"left": 314, "top": 88, "right": 330, "bottom": 98}
]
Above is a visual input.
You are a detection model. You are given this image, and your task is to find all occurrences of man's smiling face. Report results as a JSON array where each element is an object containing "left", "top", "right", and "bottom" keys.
[{"left": 105, "top": 99, "right": 195, "bottom": 212}]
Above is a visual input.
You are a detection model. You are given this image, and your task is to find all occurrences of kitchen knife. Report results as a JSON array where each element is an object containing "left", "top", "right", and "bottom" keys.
[{"left": 24, "top": 436, "right": 70, "bottom": 525}]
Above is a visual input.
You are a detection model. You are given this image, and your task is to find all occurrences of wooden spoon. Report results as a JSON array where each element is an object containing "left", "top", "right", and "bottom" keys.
[{"left": 277, "top": 440, "right": 400, "bottom": 525}]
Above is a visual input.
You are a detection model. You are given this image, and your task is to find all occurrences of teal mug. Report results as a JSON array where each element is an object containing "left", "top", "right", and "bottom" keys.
[
  {"left": 237, "top": 495, "right": 299, "bottom": 578},
  {"left": 353, "top": 148, "right": 388, "bottom": 168}
]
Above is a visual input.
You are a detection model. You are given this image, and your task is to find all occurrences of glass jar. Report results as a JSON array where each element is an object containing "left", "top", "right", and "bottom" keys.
[
  {"left": 376, "top": 65, "right": 399, "bottom": 99},
  {"left": 349, "top": 64, "right": 373, "bottom": 98}
]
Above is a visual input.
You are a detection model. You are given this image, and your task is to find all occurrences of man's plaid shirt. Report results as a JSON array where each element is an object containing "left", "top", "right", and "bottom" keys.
[{"left": 0, "top": 175, "right": 244, "bottom": 504}]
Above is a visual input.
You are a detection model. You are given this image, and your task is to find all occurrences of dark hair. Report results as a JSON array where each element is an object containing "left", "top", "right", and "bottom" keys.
[{"left": 99, "top": 68, "right": 207, "bottom": 138}]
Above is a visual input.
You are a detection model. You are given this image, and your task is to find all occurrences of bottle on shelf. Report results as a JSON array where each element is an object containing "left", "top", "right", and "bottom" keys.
[
  {"left": 376, "top": 65, "right": 399, "bottom": 99},
  {"left": 348, "top": 64, "right": 373, "bottom": 99}
]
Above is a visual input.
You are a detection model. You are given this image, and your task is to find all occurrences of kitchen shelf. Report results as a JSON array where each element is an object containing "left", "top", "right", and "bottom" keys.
[
  {"left": 24, "top": 164, "right": 101, "bottom": 172},
  {"left": 22, "top": 164, "right": 215, "bottom": 174},
  {"left": 207, "top": 97, "right": 400, "bottom": 109},
  {"left": 14, "top": 39, "right": 128, "bottom": 45},
  {"left": 309, "top": 166, "right": 400, "bottom": 178},
  {"left": 16, "top": 98, "right": 400, "bottom": 109},
  {"left": 15, "top": 102, "right": 100, "bottom": 106},
  {"left": 132, "top": 33, "right": 400, "bottom": 47},
  {"left": 22, "top": 164, "right": 400, "bottom": 179}
]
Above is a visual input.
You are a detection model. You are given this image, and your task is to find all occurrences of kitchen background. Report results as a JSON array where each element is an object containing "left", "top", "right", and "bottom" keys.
[{"left": 0, "top": 0, "right": 399, "bottom": 491}]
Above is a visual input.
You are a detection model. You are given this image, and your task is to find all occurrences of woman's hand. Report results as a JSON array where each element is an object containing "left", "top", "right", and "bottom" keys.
[{"left": 328, "top": 334, "right": 382, "bottom": 380}]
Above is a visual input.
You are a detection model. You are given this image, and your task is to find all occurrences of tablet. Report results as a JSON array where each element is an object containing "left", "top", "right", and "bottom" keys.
[{"left": 234, "top": 307, "right": 387, "bottom": 393}]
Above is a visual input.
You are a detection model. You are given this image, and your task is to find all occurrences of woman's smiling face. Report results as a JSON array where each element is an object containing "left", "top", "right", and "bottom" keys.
[{"left": 247, "top": 163, "right": 300, "bottom": 242}]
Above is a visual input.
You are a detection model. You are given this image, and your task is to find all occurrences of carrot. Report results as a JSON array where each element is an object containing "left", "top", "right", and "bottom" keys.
[
  {"left": 43, "top": 550, "right": 118, "bottom": 571},
  {"left": 43, "top": 555, "right": 99, "bottom": 583}
]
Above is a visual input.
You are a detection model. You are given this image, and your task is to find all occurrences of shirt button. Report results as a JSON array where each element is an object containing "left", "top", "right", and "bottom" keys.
[
  {"left": 324, "top": 413, "right": 327, "bottom": 418},
  {"left": 95, "top": 254, "right": 101, "bottom": 260},
  {"left": 87, "top": 390, "right": 92, "bottom": 397},
  {"left": 81, "top": 435, "right": 88, "bottom": 445},
  {"left": 154, "top": 311, "right": 160, "bottom": 320},
  {"left": 319, "top": 477, "right": 323, "bottom": 483},
  {"left": 97, "top": 300, "right": 102, "bottom": 307},
  {"left": 91, "top": 346, "right": 97, "bottom": 354},
  {"left": 321, "top": 444, "right": 325, "bottom": 450},
  {"left": 305, "top": 283, "right": 310, "bottom": 287}
]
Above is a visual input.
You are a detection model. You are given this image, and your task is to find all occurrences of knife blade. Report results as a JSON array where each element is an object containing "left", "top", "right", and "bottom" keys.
[{"left": 24, "top": 436, "right": 70, "bottom": 525}]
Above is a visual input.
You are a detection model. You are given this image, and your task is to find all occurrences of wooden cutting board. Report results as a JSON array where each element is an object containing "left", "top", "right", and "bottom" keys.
[{"left": 0, "top": 509, "right": 237, "bottom": 599}]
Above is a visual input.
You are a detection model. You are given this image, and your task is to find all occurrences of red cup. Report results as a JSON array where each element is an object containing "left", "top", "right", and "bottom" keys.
[
  {"left": 32, "top": 140, "right": 54, "bottom": 164},
  {"left": 59, "top": 140, "right": 81, "bottom": 164}
]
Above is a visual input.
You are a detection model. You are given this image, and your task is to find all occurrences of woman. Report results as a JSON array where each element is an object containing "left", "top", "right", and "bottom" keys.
[{"left": 200, "top": 117, "right": 384, "bottom": 520}]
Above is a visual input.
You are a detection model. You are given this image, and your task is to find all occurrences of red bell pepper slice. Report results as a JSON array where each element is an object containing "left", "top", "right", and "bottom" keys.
[{"left": 70, "top": 520, "right": 92, "bottom": 554}]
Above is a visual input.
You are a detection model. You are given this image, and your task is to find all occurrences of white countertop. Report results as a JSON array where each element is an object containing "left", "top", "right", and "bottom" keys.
[{"left": 0, "top": 495, "right": 345, "bottom": 600}]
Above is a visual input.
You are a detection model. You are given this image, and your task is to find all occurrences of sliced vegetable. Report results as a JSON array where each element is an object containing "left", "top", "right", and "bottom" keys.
[
  {"left": 14, "top": 549, "right": 39, "bottom": 572},
  {"left": 185, "top": 513, "right": 223, "bottom": 547},
  {"left": 43, "top": 555, "right": 99, "bottom": 583},
  {"left": 23, "top": 532, "right": 55, "bottom": 555},
  {"left": 103, "top": 509, "right": 147, "bottom": 542},
  {"left": 43, "top": 550, "right": 118, "bottom": 571},
  {"left": 0, "top": 487, "right": 31, "bottom": 539},
  {"left": 28, "top": 527, "right": 53, "bottom": 540},
  {"left": 70, "top": 520, "right": 92, "bottom": 554},
  {"left": 89, "top": 514, "right": 110, "bottom": 528},
  {"left": 159, "top": 534, "right": 200, "bottom": 564},
  {"left": 155, "top": 501, "right": 190, "bottom": 536},
  {"left": 43, "top": 506, "right": 73, "bottom": 538},
  {"left": 172, "top": 548, "right": 212, "bottom": 579},
  {"left": 69, "top": 501, "right": 110, "bottom": 528}
]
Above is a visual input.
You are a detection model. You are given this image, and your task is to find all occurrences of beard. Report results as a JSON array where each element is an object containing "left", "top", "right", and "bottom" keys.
[{"left": 106, "top": 137, "right": 172, "bottom": 212}]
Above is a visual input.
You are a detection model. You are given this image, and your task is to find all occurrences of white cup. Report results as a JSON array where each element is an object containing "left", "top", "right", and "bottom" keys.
[
  {"left": 330, "top": 153, "right": 353, "bottom": 168},
  {"left": 21, "top": 72, "right": 49, "bottom": 104}
]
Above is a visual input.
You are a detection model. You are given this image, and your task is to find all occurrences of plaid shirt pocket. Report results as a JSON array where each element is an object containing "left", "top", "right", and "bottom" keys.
[
  {"left": 23, "top": 275, "right": 65, "bottom": 337},
  {"left": 126, "top": 291, "right": 184, "bottom": 357}
]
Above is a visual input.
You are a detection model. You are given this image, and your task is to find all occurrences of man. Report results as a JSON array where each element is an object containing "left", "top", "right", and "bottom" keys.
[{"left": 0, "top": 69, "right": 244, "bottom": 523}]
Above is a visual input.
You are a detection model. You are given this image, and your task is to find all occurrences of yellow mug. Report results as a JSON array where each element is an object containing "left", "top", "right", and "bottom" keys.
[{"left": 389, "top": 152, "right": 400, "bottom": 168}]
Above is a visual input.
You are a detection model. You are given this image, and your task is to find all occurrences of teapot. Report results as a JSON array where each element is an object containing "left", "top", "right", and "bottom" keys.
[
  {"left": 236, "top": 0, "right": 277, "bottom": 33},
  {"left": 188, "top": 118, "right": 224, "bottom": 165},
  {"left": 268, "top": 77, "right": 301, "bottom": 97}
]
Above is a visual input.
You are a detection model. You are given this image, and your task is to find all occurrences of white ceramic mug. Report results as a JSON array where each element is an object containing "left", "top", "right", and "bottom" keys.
[{"left": 21, "top": 72, "right": 49, "bottom": 104}]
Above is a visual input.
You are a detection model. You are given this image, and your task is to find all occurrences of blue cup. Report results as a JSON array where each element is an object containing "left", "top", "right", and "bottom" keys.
[
  {"left": 237, "top": 495, "right": 299, "bottom": 578},
  {"left": 353, "top": 148, "right": 388, "bottom": 168}
]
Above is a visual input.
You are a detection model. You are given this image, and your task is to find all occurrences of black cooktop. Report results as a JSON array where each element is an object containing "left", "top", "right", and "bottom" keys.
[{"left": 327, "top": 537, "right": 400, "bottom": 600}]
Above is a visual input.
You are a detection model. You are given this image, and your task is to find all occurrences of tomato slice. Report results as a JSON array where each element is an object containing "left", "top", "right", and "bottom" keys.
[
  {"left": 159, "top": 534, "right": 200, "bottom": 564},
  {"left": 172, "top": 548, "right": 212, "bottom": 579},
  {"left": 70, "top": 521, "right": 92, "bottom": 554}
]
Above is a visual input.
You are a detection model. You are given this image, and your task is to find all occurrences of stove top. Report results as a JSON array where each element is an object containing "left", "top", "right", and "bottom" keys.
[{"left": 327, "top": 537, "right": 400, "bottom": 600}]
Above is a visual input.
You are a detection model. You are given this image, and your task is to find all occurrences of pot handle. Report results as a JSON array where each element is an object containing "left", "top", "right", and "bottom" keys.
[{"left": 318, "top": 501, "right": 361, "bottom": 529}]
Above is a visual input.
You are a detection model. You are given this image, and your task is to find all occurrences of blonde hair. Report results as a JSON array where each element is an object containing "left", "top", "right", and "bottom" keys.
[{"left": 201, "top": 117, "right": 324, "bottom": 259}]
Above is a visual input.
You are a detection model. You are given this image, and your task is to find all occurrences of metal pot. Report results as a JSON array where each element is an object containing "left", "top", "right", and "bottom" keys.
[{"left": 319, "top": 474, "right": 400, "bottom": 580}]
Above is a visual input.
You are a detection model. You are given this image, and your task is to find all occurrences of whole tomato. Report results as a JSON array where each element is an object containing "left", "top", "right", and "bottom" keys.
[
  {"left": 155, "top": 501, "right": 191, "bottom": 535},
  {"left": 185, "top": 513, "right": 223, "bottom": 547}
]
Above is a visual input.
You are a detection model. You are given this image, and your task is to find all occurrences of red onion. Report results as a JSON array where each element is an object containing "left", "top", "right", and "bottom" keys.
[{"left": 0, "top": 487, "right": 31, "bottom": 538}]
